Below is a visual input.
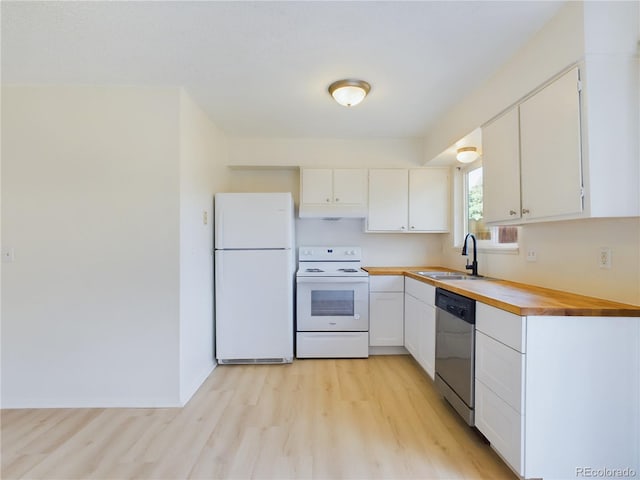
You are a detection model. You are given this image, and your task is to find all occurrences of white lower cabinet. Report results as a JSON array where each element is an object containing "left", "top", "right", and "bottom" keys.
[
  {"left": 369, "top": 276, "right": 404, "bottom": 346},
  {"left": 404, "top": 278, "right": 435, "bottom": 379},
  {"left": 475, "top": 330, "right": 525, "bottom": 476},
  {"left": 474, "top": 302, "right": 640, "bottom": 479},
  {"left": 475, "top": 381, "right": 524, "bottom": 475},
  {"left": 420, "top": 303, "right": 435, "bottom": 378},
  {"left": 475, "top": 331, "right": 524, "bottom": 412},
  {"left": 403, "top": 293, "right": 420, "bottom": 358},
  {"left": 475, "top": 303, "right": 526, "bottom": 476}
]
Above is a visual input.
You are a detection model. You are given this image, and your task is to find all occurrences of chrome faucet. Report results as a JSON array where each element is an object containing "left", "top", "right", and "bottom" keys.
[{"left": 461, "top": 233, "right": 478, "bottom": 276}]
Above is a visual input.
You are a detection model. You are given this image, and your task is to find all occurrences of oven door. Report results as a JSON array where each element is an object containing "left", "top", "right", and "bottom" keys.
[{"left": 296, "top": 276, "right": 369, "bottom": 331}]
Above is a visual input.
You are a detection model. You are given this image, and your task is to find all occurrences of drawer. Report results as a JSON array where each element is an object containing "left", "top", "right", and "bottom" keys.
[
  {"left": 475, "top": 380, "right": 524, "bottom": 476},
  {"left": 369, "top": 275, "right": 404, "bottom": 292},
  {"left": 296, "top": 332, "right": 369, "bottom": 358},
  {"left": 476, "top": 302, "right": 526, "bottom": 353},
  {"left": 404, "top": 277, "right": 435, "bottom": 305},
  {"left": 476, "top": 331, "right": 525, "bottom": 413}
]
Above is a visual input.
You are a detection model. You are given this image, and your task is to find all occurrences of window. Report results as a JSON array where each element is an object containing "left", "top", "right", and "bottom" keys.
[{"left": 459, "top": 162, "right": 518, "bottom": 249}]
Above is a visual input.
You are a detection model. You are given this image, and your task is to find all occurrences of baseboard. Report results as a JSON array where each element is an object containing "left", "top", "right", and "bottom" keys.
[
  {"left": 368, "top": 346, "right": 409, "bottom": 355},
  {"left": 0, "top": 396, "right": 183, "bottom": 409}
]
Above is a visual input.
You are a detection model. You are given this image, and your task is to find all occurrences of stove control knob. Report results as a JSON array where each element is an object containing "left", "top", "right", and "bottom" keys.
[{"left": 349, "top": 250, "right": 356, "bottom": 255}]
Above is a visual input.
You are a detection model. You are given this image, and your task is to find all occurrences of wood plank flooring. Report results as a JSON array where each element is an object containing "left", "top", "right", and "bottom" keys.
[{"left": 1, "top": 355, "right": 516, "bottom": 479}]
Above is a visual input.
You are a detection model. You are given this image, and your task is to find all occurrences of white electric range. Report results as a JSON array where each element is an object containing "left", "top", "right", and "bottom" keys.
[{"left": 295, "top": 246, "right": 369, "bottom": 358}]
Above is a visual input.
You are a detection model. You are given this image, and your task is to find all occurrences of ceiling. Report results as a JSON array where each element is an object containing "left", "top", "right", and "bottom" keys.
[{"left": 1, "top": 1, "right": 565, "bottom": 139}]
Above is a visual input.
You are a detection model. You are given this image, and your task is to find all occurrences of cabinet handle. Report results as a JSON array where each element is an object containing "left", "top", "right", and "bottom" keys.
[
  {"left": 509, "top": 210, "right": 517, "bottom": 216},
  {"left": 335, "top": 198, "right": 340, "bottom": 202},
  {"left": 522, "top": 208, "right": 530, "bottom": 214},
  {"left": 410, "top": 226, "right": 415, "bottom": 229},
  {"left": 400, "top": 226, "right": 406, "bottom": 230},
  {"left": 326, "top": 198, "right": 331, "bottom": 203}
]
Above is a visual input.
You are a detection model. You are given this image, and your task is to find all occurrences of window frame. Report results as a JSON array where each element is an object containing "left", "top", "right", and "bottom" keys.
[{"left": 453, "top": 160, "right": 519, "bottom": 253}]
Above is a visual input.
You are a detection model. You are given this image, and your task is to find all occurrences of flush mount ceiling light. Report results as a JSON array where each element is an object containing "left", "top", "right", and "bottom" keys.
[
  {"left": 328, "top": 79, "right": 371, "bottom": 107},
  {"left": 456, "top": 146, "right": 480, "bottom": 164}
]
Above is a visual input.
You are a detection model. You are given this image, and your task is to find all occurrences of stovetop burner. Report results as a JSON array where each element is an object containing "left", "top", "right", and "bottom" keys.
[
  {"left": 305, "top": 268, "right": 324, "bottom": 273},
  {"left": 338, "top": 268, "right": 359, "bottom": 273}
]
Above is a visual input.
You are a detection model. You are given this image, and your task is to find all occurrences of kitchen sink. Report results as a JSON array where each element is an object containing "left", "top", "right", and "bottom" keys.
[{"left": 413, "top": 271, "right": 488, "bottom": 281}]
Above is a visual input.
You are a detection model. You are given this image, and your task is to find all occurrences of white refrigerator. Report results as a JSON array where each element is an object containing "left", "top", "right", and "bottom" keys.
[{"left": 214, "top": 193, "right": 295, "bottom": 363}]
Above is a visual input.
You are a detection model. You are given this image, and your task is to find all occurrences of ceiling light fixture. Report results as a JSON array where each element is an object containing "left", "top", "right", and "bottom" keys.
[
  {"left": 456, "top": 146, "right": 479, "bottom": 164},
  {"left": 328, "top": 79, "right": 371, "bottom": 107}
]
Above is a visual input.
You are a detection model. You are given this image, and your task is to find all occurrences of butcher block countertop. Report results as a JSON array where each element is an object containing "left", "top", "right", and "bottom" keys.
[{"left": 364, "top": 266, "right": 640, "bottom": 317}]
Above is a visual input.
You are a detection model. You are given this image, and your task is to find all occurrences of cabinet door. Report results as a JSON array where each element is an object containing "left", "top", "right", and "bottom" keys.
[
  {"left": 408, "top": 169, "right": 450, "bottom": 232},
  {"left": 301, "top": 169, "right": 333, "bottom": 205},
  {"left": 520, "top": 67, "right": 583, "bottom": 220},
  {"left": 483, "top": 108, "right": 522, "bottom": 223},
  {"left": 333, "top": 169, "right": 367, "bottom": 206},
  {"left": 369, "top": 292, "right": 404, "bottom": 346},
  {"left": 403, "top": 293, "right": 420, "bottom": 358},
  {"left": 419, "top": 304, "right": 436, "bottom": 379},
  {"left": 475, "top": 381, "right": 524, "bottom": 476},
  {"left": 368, "top": 169, "right": 408, "bottom": 231},
  {"left": 476, "top": 331, "right": 525, "bottom": 413}
]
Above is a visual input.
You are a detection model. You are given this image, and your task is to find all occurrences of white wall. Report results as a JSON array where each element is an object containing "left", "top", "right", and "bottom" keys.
[
  {"left": 1, "top": 86, "right": 182, "bottom": 407},
  {"left": 442, "top": 218, "right": 640, "bottom": 305},
  {"left": 229, "top": 137, "right": 425, "bottom": 168},
  {"left": 178, "top": 90, "right": 229, "bottom": 404},
  {"left": 423, "top": 2, "right": 585, "bottom": 162}
]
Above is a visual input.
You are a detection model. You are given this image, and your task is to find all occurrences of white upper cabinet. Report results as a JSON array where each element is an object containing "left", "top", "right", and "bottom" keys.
[
  {"left": 367, "top": 169, "right": 408, "bottom": 231},
  {"left": 299, "top": 168, "right": 367, "bottom": 217},
  {"left": 483, "top": 108, "right": 521, "bottom": 224},
  {"left": 367, "top": 168, "right": 449, "bottom": 233},
  {"left": 331, "top": 168, "right": 368, "bottom": 205},
  {"left": 300, "top": 168, "right": 333, "bottom": 205},
  {"left": 519, "top": 67, "right": 583, "bottom": 220},
  {"left": 483, "top": 67, "right": 583, "bottom": 224},
  {"left": 409, "top": 168, "right": 449, "bottom": 232},
  {"left": 483, "top": 61, "right": 639, "bottom": 225}
]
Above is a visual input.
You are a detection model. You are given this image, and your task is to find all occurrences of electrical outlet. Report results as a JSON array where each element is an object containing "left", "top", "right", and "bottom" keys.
[
  {"left": 599, "top": 247, "right": 612, "bottom": 269},
  {"left": 202, "top": 210, "right": 208, "bottom": 225},
  {"left": 526, "top": 249, "right": 537, "bottom": 262}
]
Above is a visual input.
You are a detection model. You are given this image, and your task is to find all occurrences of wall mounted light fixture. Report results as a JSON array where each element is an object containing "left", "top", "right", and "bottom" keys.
[
  {"left": 328, "top": 79, "right": 371, "bottom": 107},
  {"left": 456, "top": 146, "right": 479, "bottom": 163}
]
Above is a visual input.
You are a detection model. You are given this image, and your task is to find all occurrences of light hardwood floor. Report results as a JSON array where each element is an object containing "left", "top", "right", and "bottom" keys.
[{"left": 2, "top": 355, "right": 516, "bottom": 479}]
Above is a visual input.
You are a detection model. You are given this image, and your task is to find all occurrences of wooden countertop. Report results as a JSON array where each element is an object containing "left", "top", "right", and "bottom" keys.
[{"left": 363, "top": 266, "right": 640, "bottom": 317}]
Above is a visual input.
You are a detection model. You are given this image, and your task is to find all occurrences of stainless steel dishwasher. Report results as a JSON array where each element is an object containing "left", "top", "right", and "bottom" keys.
[{"left": 434, "top": 287, "right": 476, "bottom": 426}]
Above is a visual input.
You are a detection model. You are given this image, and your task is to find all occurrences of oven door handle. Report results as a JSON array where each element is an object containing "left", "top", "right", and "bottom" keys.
[{"left": 296, "top": 276, "right": 369, "bottom": 284}]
